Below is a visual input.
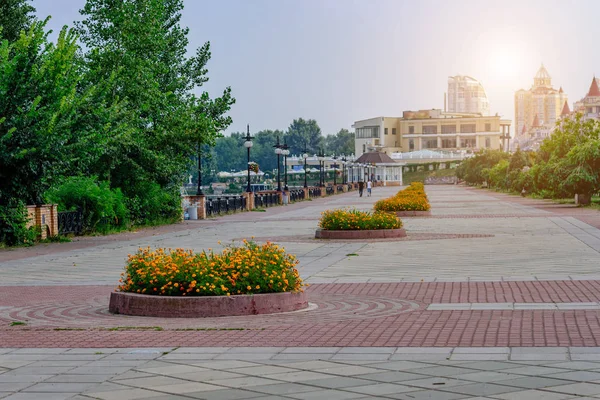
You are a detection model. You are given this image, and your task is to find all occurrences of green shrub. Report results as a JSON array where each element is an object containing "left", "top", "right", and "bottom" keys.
[
  {"left": 0, "top": 202, "right": 37, "bottom": 246},
  {"left": 45, "top": 177, "right": 128, "bottom": 233},
  {"left": 125, "top": 182, "right": 181, "bottom": 226}
]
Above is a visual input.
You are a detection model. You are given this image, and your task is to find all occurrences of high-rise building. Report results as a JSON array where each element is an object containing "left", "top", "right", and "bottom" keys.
[
  {"left": 514, "top": 64, "right": 568, "bottom": 142},
  {"left": 447, "top": 75, "right": 490, "bottom": 116}
]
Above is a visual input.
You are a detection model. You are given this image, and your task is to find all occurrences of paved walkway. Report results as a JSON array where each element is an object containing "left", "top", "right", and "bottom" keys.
[{"left": 2, "top": 185, "right": 600, "bottom": 398}]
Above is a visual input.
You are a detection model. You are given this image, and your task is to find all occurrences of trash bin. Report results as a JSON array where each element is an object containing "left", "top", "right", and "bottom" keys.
[{"left": 187, "top": 206, "right": 198, "bottom": 220}]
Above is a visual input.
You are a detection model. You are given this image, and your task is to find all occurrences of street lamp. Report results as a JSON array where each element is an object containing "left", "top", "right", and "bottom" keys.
[
  {"left": 302, "top": 142, "right": 309, "bottom": 188},
  {"left": 281, "top": 140, "right": 290, "bottom": 191},
  {"left": 317, "top": 148, "right": 325, "bottom": 187},
  {"left": 331, "top": 155, "right": 339, "bottom": 186},
  {"left": 243, "top": 124, "right": 254, "bottom": 193},
  {"left": 341, "top": 156, "right": 347, "bottom": 184},
  {"left": 273, "top": 136, "right": 283, "bottom": 192},
  {"left": 196, "top": 143, "right": 204, "bottom": 195}
]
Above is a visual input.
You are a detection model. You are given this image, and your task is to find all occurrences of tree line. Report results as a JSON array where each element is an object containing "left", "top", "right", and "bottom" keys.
[
  {"left": 0, "top": 0, "right": 234, "bottom": 245},
  {"left": 197, "top": 119, "right": 355, "bottom": 182},
  {"left": 456, "top": 114, "right": 600, "bottom": 201}
]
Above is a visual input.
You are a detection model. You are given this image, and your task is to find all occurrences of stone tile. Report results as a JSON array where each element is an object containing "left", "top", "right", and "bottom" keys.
[
  {"left": 494, "top": 389, "right": 573, "bottom": 399},
  {"left": 545, "top": 382, "right": 600, "bottom": 396},
  {"left": 494, "top": 376, "right": 573, "bottom": 389},
  {"left": 191, "top": 360, "right": 258, "bottom": 370},
  {"left": 271, "top": 353, "right": 335, "bottom": 361},
  {"left": 510, "top": 354, "right": 569, "bottom": 361},
  {"left": 0, "top": 383, "right": 34, "bottom": 392},
  {"left": 44, "top": 374, "right": 113, "bottom": 383},
  {"left": 185, "top": 388, "right": 265, "bottom": 399},
  {"left": 386, "top": 389, "right": 468, "bottom": 399},
  {"left": 250, "top": 382, "right": 322, "bottom": 395},
  {"left": 146, "top": 381, "right": 222, "bottom": 394},
  {"left": 400, "top": 376, "right": 473, "bottom": 389},
  {"left": 2, "top": 367, "right": 73, "bottom": 376},
  {"left": 546, "top": 370, "right": 600, "bottom": 382},
  {"left": 213, "top": 353, "right": 275, "bottom": 361},
  {"left": 176, "top": 370, "right": 246, "bottom": 382},
  {"left": 444, "top": 382, "right": 522, "bottom": 396},
  {"left": 336, "top": 347, "right": 396, "bottom": 354},
  {"left": 268, "top": 360, "right": 342, "bottom": 370},
  {"left": 406, "top": 365, "right": 479, "bottom": 377},
  {"left": 450, "top": 353, "right": 509, "bottom": 361},
  {"left": 330, "top": 353, "right": 391, "bottom": 361},
  {"left": 455, "top": 371, "right": 523, "bottom": 383},
  {"left": 548, "top": 361, "right": 600, "bottom": 370},
  {"left": 345, "top": 382, "right": 418, "bottom": 395},
  {"left": 511, "top": 347, "right": 568, "bottom": 354},
  {"left": 395, "top": 347, "right": 454, "bottom": 354},
  {"left": 171, "top": 347, "right": 231, "bottom": 354},
  {"left": 228, "top": 365, "right": 296, "bottom": 376},
  {"left": 1, "top": 393, "right": 74, "bottom": 400},
  {"left": 224, "top": 347, "right": 284, "bottom": 354},
  {"left": 84, "top": 387, "right": 161, "bottom": 400},
  {"left": 280, "top": 347, "right": 341, "bottom": 354},
  {"left": 67, "top": 366, "right": 133, "bottom": 375},
  {"left": 300, "top": 376, "right": 374, "bottom": 389},
  {"left": 366, "top": 361, "right": 429, "bottom": 371},
  {"left": 0, "top": 375, "right": 52, "bottom": 383},
  {"left": 208, "top": 376, "right": 282, "bottom": 388},
  {"left": 452, "top": 347, "right": 510, "bottom": 354},
  {"left": 113, "top": 375, "right": 189, "bottom": 388},
  {"left": 356, "top": 371, "right": 426, "bottom": 383},
  {"left": 312, "top": 365, "right": 383, "bottom": 376},
  {"left": 136, "top": 364, "right": 208, "bottom": 375},
  {"left": 21, "top": 382, "right": 99, "bottom": 393},
  {"left": 506, "top": 366, "right": 572, "bottom": 376},
  {"left": 263, "top": 370, "right": 330, "bottom": 383},
  {"left": 287, "top": 389, "right": 366, "bottom": 400}
]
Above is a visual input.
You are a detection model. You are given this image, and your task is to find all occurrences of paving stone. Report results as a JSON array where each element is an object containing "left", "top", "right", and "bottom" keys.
[
  {"left": 1, "top": 393, "right": 75, "bottom": 400},
  {"left": 84, "top": 387, "right": 161, "bottom": 400},
  {"left": 43, "top": 374, "right": 113, "bottom": 383},
  {"left": 356, "top": 371, "right": 427, "bottom": 383},
  {"left": 287, "top": 389, "right": 366, "bottom": 400},
  {"left": 545, "top": 382, "right": 600, "bottom": 396},
  {"left": 494, "top": 376, "right": 573, "bottom": 389},
  {"left": 494, "top": 389, "right": 573, "bottom": 399},
  {"left": 21, "top": 382, "right": 99, "bottom": 393},
  {"left": 545, "top": 371, "right": 600, "bottom": 382},
  {"left": 444, "top": 382, "right": 522, "bottom": 396},
  {"left": 299, "top": 376, "right": 374, "bottom": 389},
  {"left": 185, "top": 388, "right": 265, "bottom": 399},
  {"left": 249, "top": 382, "right": 322, "bottom": 395}
]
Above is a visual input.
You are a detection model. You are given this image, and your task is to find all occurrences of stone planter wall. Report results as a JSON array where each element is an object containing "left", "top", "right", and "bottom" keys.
[
  {"left": 395, "top": 210, "right": 432, "bottom": 217},
  {"left": 109, "top": 291, "right": 307, "bottom": 318},
  {"left": 315, "top": 228, "right": 406, "bottom": 239}
]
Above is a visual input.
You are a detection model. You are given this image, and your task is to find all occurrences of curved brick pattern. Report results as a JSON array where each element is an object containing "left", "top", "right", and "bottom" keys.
[{"left": 396, "top": 210, "right": 432, "bottom": 217}]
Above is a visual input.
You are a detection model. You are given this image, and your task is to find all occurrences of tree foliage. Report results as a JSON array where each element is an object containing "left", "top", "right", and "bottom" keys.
[
  {"left": 0, "top": 0, "right": 36, "bottom": 42},
  {"left": 324, "top": 128, "right": 355, "bottom": 156}
]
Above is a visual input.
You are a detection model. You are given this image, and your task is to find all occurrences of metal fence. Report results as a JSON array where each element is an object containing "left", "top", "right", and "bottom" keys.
[
  {"left": 289, "top": 189, "right": 305, "bottom": 202},
  {"left": 58, "top": 211, "right": 83, "bottom": 235},
  {"left": 336, "top": 185, "right": 344, "bottom": 193},
  {"left": 309, "top": 187, "right": 321, "bottom": 197},
  {"left": 254, "top": 192, "right": 280, "bottom": 208},
  {"left": 205, "top": 195, "right": 246, "bottom": 216},
  {"left": 325, "top": 186, "right": 334, "bottom": 196}
]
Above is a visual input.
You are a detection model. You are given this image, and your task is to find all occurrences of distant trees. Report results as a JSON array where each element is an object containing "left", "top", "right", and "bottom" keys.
[{"left": 0, "top": 0, "right": 36, "bottom": 42}]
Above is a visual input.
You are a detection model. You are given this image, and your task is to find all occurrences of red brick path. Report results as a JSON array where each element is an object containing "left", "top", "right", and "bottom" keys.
[{"left": 3, "top": 282, "right": 600, "bottom": 348}]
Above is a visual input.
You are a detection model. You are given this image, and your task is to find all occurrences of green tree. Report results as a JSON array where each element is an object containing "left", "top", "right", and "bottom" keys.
[
  {"left": 0, "top": 20, "right": 87, "bottom": 205},
  {"left": 76, "top": 0, "right": 234, "bottom": 193},
  {"left": 0, "top": 0, "right": 36, "bottom": 42},
  {"left": 285, "top": 118, "right": 323, "bottom": 155},
  {"left": 324, "top": 128, "right": 355, "bottom": 156}
]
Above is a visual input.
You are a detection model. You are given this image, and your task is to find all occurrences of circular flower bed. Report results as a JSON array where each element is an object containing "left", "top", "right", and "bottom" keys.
[
  {"left": 109, "top": 241, "right": 307, "bottom": 317},
  {"left": 315, "top": 208, "right": 406, "bottom": 239}
]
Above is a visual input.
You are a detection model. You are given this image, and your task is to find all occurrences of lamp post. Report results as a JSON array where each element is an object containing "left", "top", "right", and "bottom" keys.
[
  {"left": 196, "top": 140, "right": 205, "bottom": 196},
  {"left": 331, "top": 155, "right": 338, "bottom": 186},
  {"left": 243, "top": 124, "right": 254, "bottom": 193},
  {"left": 341, "top": 156, "right": 347, "bottom": 184},
  {"left": 317, "top": 148, "right": 325, "bottom": 187},
  {"left": 281, "top": 140, "right": 290, "bottom": 191},
  {"left": 273, "top": 136, "right": 282, "bottom": 191},
  {"left": 302, "top": 142, "right": 309, "bottom": 188}
]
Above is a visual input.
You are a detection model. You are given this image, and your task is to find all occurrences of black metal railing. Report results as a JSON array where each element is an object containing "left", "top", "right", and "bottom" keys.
[
  {"left": 206, "top": 195, "right": 246, "bottom": 216},
  {"left": 347, "top": 184, "right": 353, "bottom": 191},
  {"left": 309, "top": 187, "right": 321, "bottom": 198},
  {"left": 254, "top": 192, "right": 280, "bottom": 208},
  {"left": 289, "top": 189, "right": 305, "bottom": 202},
  {"left": 337, "top": 185, "right": 344, "bottom": 193},
  {"left": 58, "top": 210, "right": 83, "bottom": 235},
  {"left": 325, "top": 186, "right": 334, "bottom": 196}
]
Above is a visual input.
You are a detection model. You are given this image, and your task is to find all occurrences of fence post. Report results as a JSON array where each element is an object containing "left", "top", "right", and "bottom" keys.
[
  {"left": 243, "top": 192, "right": 254, "bottom": 211},
  {"left": 197, "top": 196, "right": 207, "bottom": 219}
]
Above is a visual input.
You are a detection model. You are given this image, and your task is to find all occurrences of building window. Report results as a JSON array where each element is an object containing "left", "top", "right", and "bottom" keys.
[
  {"left": 422, "top": 138, "right": 438, "bottom": 149},
  {"left": 423, "top": 125, "right": 438, "bottom": 134},
  {"left": 460, "top": 138, "right": 476, "bottom": 148},
  {"left": 408, "top": 126, "right": 414, "bottom": 134},
  {"left": 485, "top": 123, "right": 491, "bottom": 131},
  {"left": 441, "top": 125, "right": 457, "bottom": 134},
  {"left": 384, "top": 128, "right": 388, "bottom": 135},
  {"left": 485, "top": 138, "right": 491, "bottom": 148},
  {"left": 442, "top": 138, "right": 456, "bottom": 148},
  {"left": 460, "top": 124, "right": 476, "bottom": 133},
  {"left": 392, "top": 128, "right": 397, "bottom": 135},
  {"left": 409, "top": 139, "right": 414, "bottom": 151},
  {"left": 356, "top": 126, "right": 380, "bottom": 138}
]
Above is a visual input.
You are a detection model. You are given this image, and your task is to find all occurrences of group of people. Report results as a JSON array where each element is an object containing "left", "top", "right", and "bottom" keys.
[{"left": 358, "top": 180, "right": 372, "bottom": 197}]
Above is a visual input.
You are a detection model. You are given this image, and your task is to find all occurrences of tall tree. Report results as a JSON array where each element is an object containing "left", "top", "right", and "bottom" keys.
[
  {"left": 0, "top": 0, "right": 36, "bottom": 42},
  {"left": 76, "top": 0, "right": 234, "bottom": 192},
  {"left": 0, "top": 20, "right": 88, "bottom": 204},
  {"left": 324, "top": 128, "right": 355, "bottom": 156},
  {"left": 285, "top": 118, "right": 323, "bottom": 156}
]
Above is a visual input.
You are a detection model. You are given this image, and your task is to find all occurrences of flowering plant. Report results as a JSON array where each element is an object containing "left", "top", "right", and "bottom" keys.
[
  {"left": 319, "top": 208, "right": 402, "bottom": 231},
  {"left": 248, "top": 162, "right": 259, "bottom": 173},
  {"left": 118, "top": 241, "right": 303, "bottom": 296},
  {"left": 374, "top": 182, "right": 431, "bottom": 212}
]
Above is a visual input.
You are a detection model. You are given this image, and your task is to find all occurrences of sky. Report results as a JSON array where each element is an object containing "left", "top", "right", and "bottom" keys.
[{"left": 32, "top": 0, "right": 600, "bottom": 136}]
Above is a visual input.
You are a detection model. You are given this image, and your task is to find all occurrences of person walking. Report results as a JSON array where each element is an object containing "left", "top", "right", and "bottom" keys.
[
  {"left": 367, "top": 179, "right": 372, "bottom": 197},
  {"left": 358, "top": 181, "right": 364, "bottom": 197}
]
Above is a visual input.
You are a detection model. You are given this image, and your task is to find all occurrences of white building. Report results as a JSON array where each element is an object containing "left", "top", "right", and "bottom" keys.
[{"left": 447, "top": 75, "right": 490, "bottom": 116}]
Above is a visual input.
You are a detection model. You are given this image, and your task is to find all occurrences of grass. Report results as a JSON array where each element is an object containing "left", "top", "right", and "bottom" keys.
[
  {"left": 40, "top": 235, "right": 71, "bottom": 243},
  {"left": 9, "top": 321, "right": 26, "bottom": 326},
  {"left": 251, "top": 208, "right": 267, "bottom": 212},
  {"left": 106, "top": 326, "right": 164, "bottom": 331},
  {"left": 402, "top": 168, "right": 456, "bottom": 183},
  {"left": 345, "top": 253, "right": 359, "bottom": 257}
]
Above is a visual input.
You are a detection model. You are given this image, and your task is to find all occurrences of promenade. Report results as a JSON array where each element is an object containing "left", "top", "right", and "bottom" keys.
[{"left": 2, "top": 185, "right": 600, "bottom": 399}]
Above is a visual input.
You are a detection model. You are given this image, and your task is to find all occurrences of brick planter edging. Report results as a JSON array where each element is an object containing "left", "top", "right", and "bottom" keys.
[
  {"left": 395, "top": 210, "right": 432, "bottom": 217},
  {"left": 315, "top": 228, "right": 407, "bottom": 239},
  {"left": 109, "top": 291, "right": 308, "bottom": 318}
]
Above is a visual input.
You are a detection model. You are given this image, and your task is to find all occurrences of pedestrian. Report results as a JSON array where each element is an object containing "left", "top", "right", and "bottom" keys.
[
  {"left": 358, "top": 181, "right": 364, "bottom": 197},
  {"left": 367, "top": 179, "right": 372, "bottom": 197}
]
